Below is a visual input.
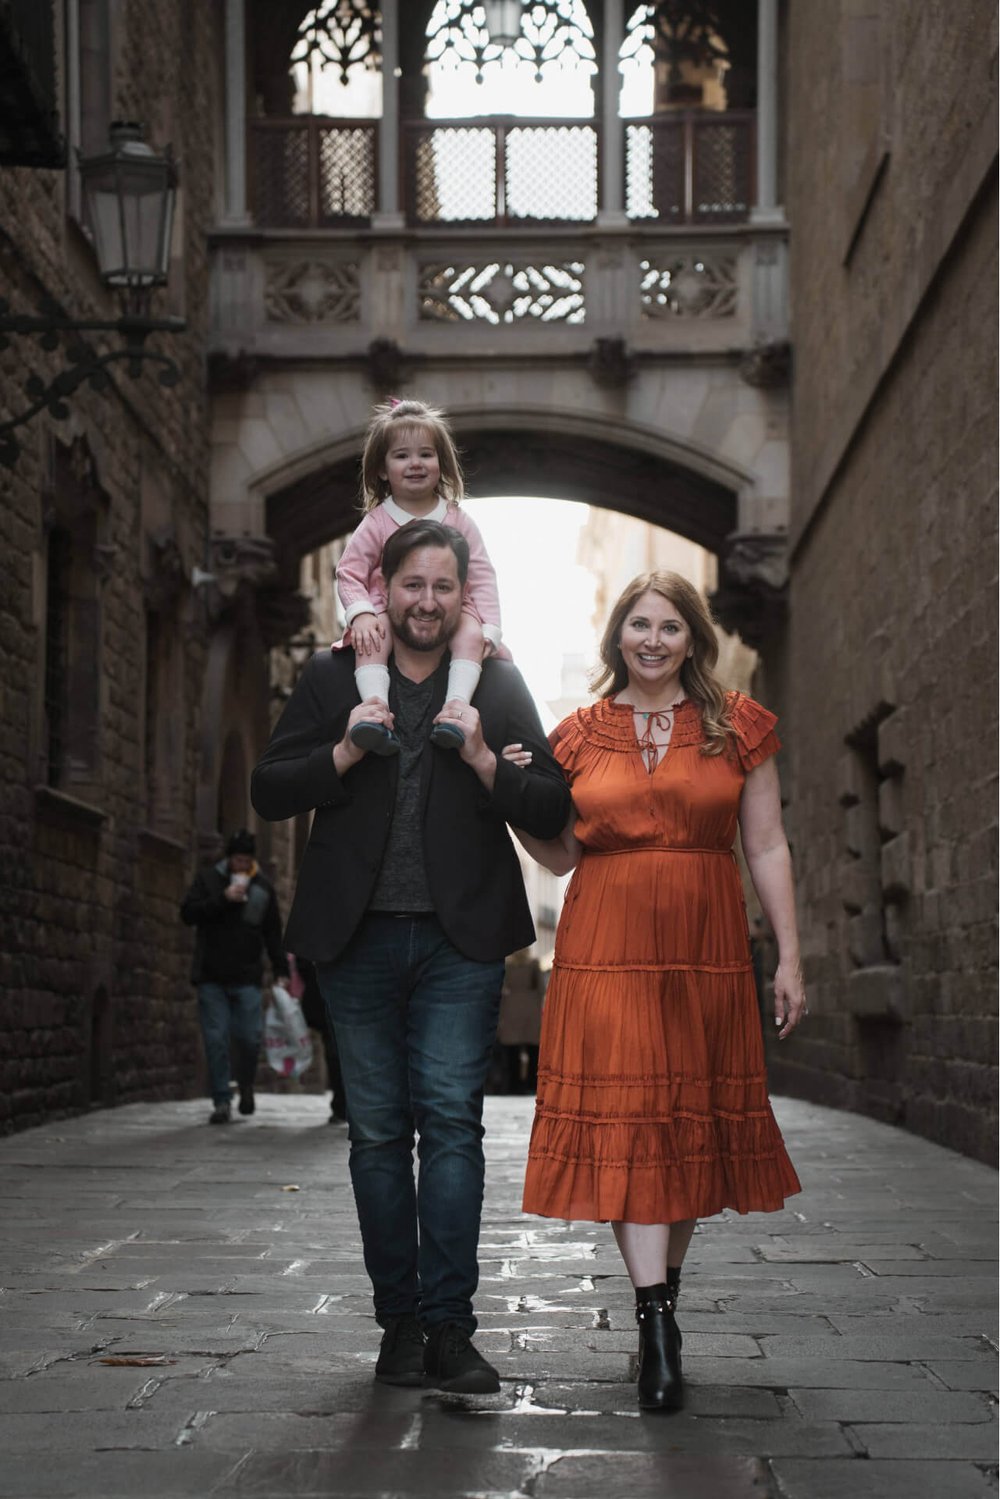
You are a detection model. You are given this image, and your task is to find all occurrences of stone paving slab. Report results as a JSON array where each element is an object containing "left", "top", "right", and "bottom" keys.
[{"left": 0, "top": 1094, "right": 995, "bottom": 1499}]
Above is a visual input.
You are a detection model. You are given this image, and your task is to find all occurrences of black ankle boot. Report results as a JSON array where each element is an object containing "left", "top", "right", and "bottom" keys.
[{"left": 635, "top": 1282, "right": 683, "bottom": 1411}]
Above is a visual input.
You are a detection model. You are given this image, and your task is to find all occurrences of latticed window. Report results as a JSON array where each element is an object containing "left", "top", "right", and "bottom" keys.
[
  {"left": 409, "top": 1, "right": 598, "bottom": 227},
  {"left": 621, "top": 2, "right": 756, "bottom": 223},
  {"left": 249, "top": 0, "right": 381, "bottom": 228}
]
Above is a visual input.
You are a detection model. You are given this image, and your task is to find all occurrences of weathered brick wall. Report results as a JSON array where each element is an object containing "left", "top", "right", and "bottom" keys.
[
  {"left": 770, "top": 0, "right": 998, "bottom": 1161},
  {"left": 0, "top": 0, "right": 223, "bottom": 1131}
]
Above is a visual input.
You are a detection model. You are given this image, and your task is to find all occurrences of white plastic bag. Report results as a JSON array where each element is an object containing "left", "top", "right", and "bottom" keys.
[{"left": 264, "top": 984, "right": 314, "bottom": 1078}]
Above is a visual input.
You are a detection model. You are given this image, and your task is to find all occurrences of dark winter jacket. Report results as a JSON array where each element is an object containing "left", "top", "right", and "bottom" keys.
[
  {"left": 250, "top": 649, "right": 571, "bottom": 965},
  {"left": 180, "top": 860, "right": 289, "bottom": 987}
]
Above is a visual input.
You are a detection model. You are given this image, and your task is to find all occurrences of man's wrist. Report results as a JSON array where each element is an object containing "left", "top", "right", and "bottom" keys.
[{"left": 469, "top": 746, "right": 497, "bottom": 785}]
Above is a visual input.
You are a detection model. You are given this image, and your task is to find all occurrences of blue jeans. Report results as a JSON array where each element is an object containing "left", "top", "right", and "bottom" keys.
[
  {"left": 197, "top": 983, "right": 263, "bottom": 1105},
  {"left": 317, "top": 914, "right": 503, "bottom": 1333}
]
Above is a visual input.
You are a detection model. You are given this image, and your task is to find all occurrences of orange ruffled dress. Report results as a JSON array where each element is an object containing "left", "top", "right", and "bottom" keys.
[{"left": 522, "top": 692, "right": 801, "bottom": 1225}]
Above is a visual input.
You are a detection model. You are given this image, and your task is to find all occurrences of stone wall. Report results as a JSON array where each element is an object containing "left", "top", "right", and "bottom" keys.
[
  {"left": 771, "top": 0, "right": 998, "bottom": 1160},
  {"left": 0, "top": 0, "right": 224, "bottom": 1131}
]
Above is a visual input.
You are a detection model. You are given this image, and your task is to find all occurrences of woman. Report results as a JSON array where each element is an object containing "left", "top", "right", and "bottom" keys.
[{"left": 515, "top": 572, "right": 804, "bottom": 1412}]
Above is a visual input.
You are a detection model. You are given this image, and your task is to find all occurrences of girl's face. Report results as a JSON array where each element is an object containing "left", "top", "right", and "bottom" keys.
[
  {"left": 380, "top": 426, "right": 441, "bottom": 508},
  {"left": 618, "top": 590, "right": 693, "bottom": 697}
]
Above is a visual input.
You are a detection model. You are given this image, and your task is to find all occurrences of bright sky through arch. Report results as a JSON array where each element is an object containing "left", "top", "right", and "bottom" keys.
[{"left": 462, "top": 496, "right": 597, "bottom": 731}]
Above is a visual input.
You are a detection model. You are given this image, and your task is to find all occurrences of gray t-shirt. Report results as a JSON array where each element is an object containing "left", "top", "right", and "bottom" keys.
[{"left": 367, "top": 663, "right": 438, "bottom": 913}]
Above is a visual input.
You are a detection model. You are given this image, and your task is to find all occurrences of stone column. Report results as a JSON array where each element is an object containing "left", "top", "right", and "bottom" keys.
[
  {"left": 597, "top": 0, "right": 628, "bottom": 227},
  {"left": 751, "top": 0, "right": 784, "bottom": 225},
  {"left": 373, "top": 0, "right": 405, "bottom": 229},
  {"left": 222, "top": 0, "right": 251, "bottom": 225}
]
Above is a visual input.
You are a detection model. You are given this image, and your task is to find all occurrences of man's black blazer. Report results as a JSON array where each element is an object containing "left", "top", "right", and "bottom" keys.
[{"left": 250, "top": 649, "right": 571, "bottom": 964}]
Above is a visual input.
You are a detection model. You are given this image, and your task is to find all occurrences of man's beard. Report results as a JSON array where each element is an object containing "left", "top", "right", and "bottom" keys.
[{"left": 389, "top": 604, "right": 457, "bottom": 652}]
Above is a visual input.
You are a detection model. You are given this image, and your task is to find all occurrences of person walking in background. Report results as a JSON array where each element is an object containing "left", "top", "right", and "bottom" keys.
[
  {"left": 251, "top": 520, "right": 570, "bottom": 1395},
  {"left": 180, "top": 829, "right": 289, "bottom": 1125},
  {"left": 513, "top": 572, "right": 805, "bottom": 1413}
]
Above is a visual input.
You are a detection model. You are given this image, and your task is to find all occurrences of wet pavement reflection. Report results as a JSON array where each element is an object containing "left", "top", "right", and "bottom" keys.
[{"left": 0, "top": 1095, "right": 994, "bottom": 1498}]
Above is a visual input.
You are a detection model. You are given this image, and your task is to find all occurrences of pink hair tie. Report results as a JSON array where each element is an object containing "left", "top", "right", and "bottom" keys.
[{"left": 388, "top": 396, "right": 401, "bottom": 407}]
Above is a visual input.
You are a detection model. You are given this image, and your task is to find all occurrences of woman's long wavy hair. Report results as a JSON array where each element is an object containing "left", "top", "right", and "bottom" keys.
[
  {"left": 590, "top": 571, "right": 734, "bottom": 756},
  {"left": 360, "top": 398, "right": 464, "bottom": 511}
]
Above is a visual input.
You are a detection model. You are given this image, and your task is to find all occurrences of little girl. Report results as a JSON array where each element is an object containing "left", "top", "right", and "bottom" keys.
[{"left": 336, "top": 398, "right": 502, "bottom": 755}]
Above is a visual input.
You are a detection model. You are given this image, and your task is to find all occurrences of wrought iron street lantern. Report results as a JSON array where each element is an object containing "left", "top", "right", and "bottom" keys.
[
  {"left": 481, "top": 0, "right": 522, "bottom": 50},
  {"left": 0, "top": 121, "right": 185, "bottom": 468},
  {"left": 78, "top": 121, "right": 177, "bottom": 304}
]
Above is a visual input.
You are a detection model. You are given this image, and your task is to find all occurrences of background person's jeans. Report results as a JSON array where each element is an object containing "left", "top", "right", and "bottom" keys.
[
  {"left": 318, "top": 914, "right": 503, "bottom": 1333},
  {"left": 197, "top": 983, "right": 263, "bottom": 1105}
]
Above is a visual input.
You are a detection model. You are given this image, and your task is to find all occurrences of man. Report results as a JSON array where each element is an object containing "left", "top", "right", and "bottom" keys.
[
  {"left": 180, "top": 828, "right": 289, "bottom": 1124},
  {"left": 251, "top": 520, "right": 570, "bottom": 1394}
]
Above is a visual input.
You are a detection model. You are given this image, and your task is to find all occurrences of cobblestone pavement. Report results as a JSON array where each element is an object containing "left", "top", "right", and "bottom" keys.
[{"left": 0, "top": 1095, "right": 995, "bottom": 1499}]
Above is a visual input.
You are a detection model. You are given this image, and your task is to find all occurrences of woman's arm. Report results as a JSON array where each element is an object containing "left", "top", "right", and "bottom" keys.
[
  {"left": 738, "top": 756, "right": 806, "bottom": 1039},
  {"left": 511, "top": 814, "right": 582, "bottom": 877}
]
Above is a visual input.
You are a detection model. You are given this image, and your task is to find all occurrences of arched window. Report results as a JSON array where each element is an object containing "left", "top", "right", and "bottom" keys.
[
  {"left": 424, "top": 0, "right": 596, "bottom": 118},
  {"left": 621, "top": 1, "right": 757, "bottom": 224},
  {"left": 409, "top": 1, "right": 598, "bottom": 226},
  {"left": 290, "top": 1, "right": 383, "bottom": 116},
  {"left": 249, "top": 0, "right": 381, "bottom": 227}
]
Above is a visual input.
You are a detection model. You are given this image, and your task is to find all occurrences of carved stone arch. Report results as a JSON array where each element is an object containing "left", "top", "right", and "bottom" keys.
[{"left": 257, "top": 405, "right": 750, "bottom": 580}]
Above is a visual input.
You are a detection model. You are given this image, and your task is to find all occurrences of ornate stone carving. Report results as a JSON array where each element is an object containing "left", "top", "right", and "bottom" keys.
[
  {"left": 711, "top": 530, "right": 788, "bottom": 646},
  {"left": 210, "top": 536, "right": 277, "bottom": 598},
  {"left": 640, "top": 253, "right": 737, "bottom": 318},
  {"left": 365, "top": 337, "right": 405, "bottom": 393},
  {"left": 419, "top": 259, "right": 586, "bottom": 324},
  {"left": 144, "top": 527, "right": 185, "bottom": 612},
  {"left": 427, "top": 0, "right": 595, "bottom": 85},
  {"left": 588, "top": 337, "right": 633, "bottom": 389},
  {"left": 740, "top": 337, "right": 792, "bottom": 387},
  {"left": 292, "top": 0, "right": 381, "bottom": 87},
  {"left": 264, "top": 259, "right": 361, "bottom": 324}
]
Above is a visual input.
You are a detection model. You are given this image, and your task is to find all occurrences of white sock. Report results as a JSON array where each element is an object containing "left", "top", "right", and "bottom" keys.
[
  {"left": 354, "top": 665, "right": 390, "bottom": 708},
  {"left": 446, "top": 658, "right": 482, "bottom": 705}
]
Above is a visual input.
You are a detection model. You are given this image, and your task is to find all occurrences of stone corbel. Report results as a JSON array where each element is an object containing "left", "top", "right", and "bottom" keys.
[
  {"left": 739, "top": 337, "right": 791, "bottom": 388},
  {"left": 366, "top": 337, "right": 405, "bottom": 394},
  {"left": 711, "top": 529, "right": 788, "bottom": 646},
  {"left": 588, "top": 337, "right": 633, "bottom": 389},
  {"left": 144, "top": 526, "right": 185, "bottom": 611}
]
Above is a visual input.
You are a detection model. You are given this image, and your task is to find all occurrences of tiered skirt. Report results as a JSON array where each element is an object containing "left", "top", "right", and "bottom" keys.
[{"left": 521, "top": 846, "right": 801, "bottom": 1224}]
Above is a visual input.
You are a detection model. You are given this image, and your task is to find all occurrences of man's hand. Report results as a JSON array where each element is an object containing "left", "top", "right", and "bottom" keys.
[
  {"left": 350, "top": 612, "right": 385, "bottom": 658},
  {"left": 434, "top": 700, "right": 496, "bottom": 789},
  {"left": 223, "top": 883, "right": 248, "bottom": 902},
  {"left": 333, "top": 698, "right": 395, "bottom": 775}
]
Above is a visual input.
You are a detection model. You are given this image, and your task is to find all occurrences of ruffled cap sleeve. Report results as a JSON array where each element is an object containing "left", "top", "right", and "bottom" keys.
[
  {"left": 728, "top": 692, "right": 780, "bottom": 772},
  {"left": 548, "top": 711, "right": 588, "bottom": 781}
]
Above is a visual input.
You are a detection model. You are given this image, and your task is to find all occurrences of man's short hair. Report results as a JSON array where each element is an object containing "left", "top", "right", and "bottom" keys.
[{"left": 380, "top": 519, "right": 470, "bottom": 590}]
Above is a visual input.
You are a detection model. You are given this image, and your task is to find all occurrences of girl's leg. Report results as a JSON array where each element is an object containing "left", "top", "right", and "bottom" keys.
[
  {"left": 351, "top": 615, "right": 399, "bottom": 757},
  {"left": 431, "top": 615, "right": 485, "bottom": 750},
  {"left": 354, "top": 614, "right": 391, "bottom": 707},
  {"left": 444, "top": 613, "right": 485, "bottom": 705}
]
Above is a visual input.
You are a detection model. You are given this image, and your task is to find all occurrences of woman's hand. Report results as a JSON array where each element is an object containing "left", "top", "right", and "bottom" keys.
[
  {"left": 351, "top": 612, "right": 385, "bottom": 658},
  {"left": 773, "top": 960, "right": 807, "bottom": 1040},
  {"left": 502, "top": 742, "right": 533, "bottom": 768}
]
